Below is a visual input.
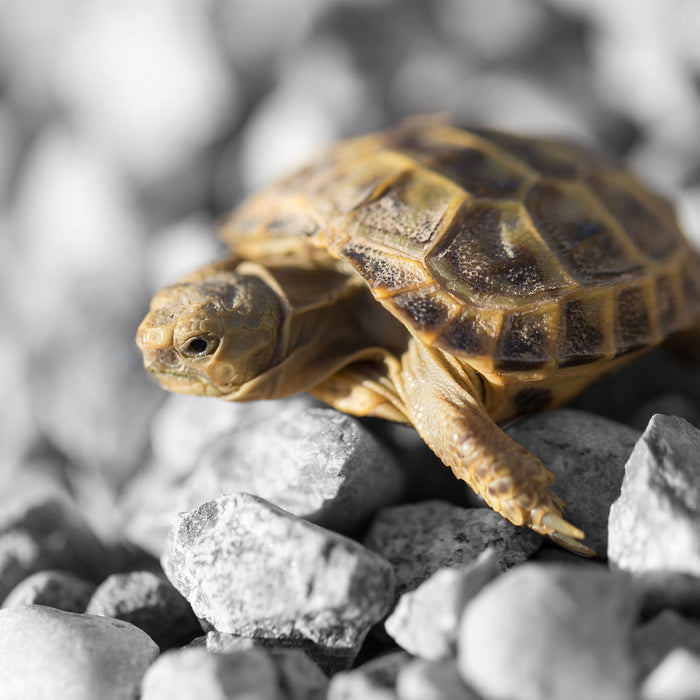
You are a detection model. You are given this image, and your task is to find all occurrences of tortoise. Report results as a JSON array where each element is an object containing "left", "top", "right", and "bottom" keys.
[{"left": 136, "top": 116, "right": 700, "bottom": 555}]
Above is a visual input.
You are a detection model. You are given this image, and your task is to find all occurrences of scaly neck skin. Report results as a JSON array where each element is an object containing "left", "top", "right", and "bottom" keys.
[{"left": 223, "top": 259, "right": 411, "bottom": 401}]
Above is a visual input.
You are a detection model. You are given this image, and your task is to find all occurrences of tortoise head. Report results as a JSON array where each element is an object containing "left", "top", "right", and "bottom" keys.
[{"left": 136, "top": 270, "right": 284, "bottom": 397}]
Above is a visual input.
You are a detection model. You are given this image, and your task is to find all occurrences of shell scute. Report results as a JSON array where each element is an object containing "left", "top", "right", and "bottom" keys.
[
  {"left": 494, "top": 306, "right": 557, "bottom": 370},
  {"left": 391, "top": 286, "right": 459, "bottom": 338},
  {"left": 524, "top": 180, "right": 644, "bottom": 284},
  {"left": 427, "top": 200, "right": 575, "bottom": 304},
  {"left": 557, "top": 292, "right": 612, "bottom": 367},
  {"left": 339, "top": 241, "right": 430, "bottom": 296},
  {"left": 614, "top": 284, "right": 655, "bottom": 355}
]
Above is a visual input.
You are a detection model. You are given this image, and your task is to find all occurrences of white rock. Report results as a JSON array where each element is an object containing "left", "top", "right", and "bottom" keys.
[
  {"left": 162, "top": 493, "right": 395, "bottom": 652},
  {"left": 609, "top": 414, "right": 700, "bottom": 575},
  {"left": 0, "top": 604, "right": 158, "bottom": 700},
  {"left": 396, "top": 659, "right": 482, "bottom": 700},
  {"left": 141, "top": 646, "right": 281, "bottom": 700},
  {"left": 641, "top": 648, "right": 700, "bottom": 700},
  {"left": 458, "top": 563, "right": 637, "bottom": 700}
]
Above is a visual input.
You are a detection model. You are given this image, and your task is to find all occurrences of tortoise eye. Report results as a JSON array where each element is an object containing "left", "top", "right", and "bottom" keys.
[{"left": 181, "top": 335, "right": 219, "bottom": 357}]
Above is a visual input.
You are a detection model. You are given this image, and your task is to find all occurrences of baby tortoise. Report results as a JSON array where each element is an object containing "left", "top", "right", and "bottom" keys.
[{"left": 137, "top": 117, "right": 700, "bottom": 555}]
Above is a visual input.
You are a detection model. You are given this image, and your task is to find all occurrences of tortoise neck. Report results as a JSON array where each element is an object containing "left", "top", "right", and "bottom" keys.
[{"left": 226, "top": 259, "right": 410, "bottom": 401}]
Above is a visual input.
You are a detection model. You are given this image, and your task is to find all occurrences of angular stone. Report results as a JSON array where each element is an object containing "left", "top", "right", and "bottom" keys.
[
  {"left": 385, "top": 548, "right": 499, "bottom": 660},
  {"left": 86, "top": 570, "right": 202, "bottom": 650},
  {"left": 0, "top": 604, "right": 158, "bottom": 700},
  {"left": 364, "top": 501, "right": 539, "bottom": 595},
  {"left": 0, "top": 492, "right": 109, "bottom": 603},
  {"left": 327, "top": 650, "right": 410, "bottom": 700},
  {"left": 2, "top": 570, "right": 95, "bottom": 612},
  {"left": 609, "top": 414, "right": 700, "bottom": 574},
  {"left": 162, "top": 493, "right": 395, "bottom": 655},
  {"left": 141, "top": 646, "right": 281, "bottom": 700},
  {"left": 396, "top": 659, "right": 483, "bottom": 700},
  {"left": 640, "top": 648, "right": 700, "bottom": 700},
  {"left": 458, "top": 563, "right": 637, "bottom": 700},
  {"left": 633, "top": 609, "right": 700, "bottom": 679},
  {"left": 507, "top": 409, "right": 640, "bottom": 554}
]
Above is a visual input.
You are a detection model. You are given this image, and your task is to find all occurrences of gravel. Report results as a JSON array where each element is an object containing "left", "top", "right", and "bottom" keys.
[{"left": 3, "top": 0, "right": 700, "bottom": 697}]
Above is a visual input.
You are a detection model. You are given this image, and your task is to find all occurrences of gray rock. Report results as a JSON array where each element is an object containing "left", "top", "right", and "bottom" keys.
[
  {"left": 327, "top": 650, "right": 410, "bottom": 700},
  {"left": 86, "top": 570, "right": 202, "bottom": 650},
  {"left": 458, "top": 563, "right": 637, "bottom": 700},
  {"left": 640, "top": 648, "right": 700, "bottom": 700},
  {"left": 396, "top": 659, "right": 483, "bottom": 700},
  {"left": 0, "top": 604, "right": 159, "bottom": 700},
  {"left": 0, "top": 492, "right": 108, "bottom": 602},
  {"left": 141, "top": 646, "right": 281, "bottom": 700},
  {"left": 162, "top": 493, "right": 395, "bottom": 657},
  {"left": 364, "top": 501, "right": 540, "bottom": 595},
  {"left": 506, "top": 409, "right": 640, "bottom": 554},
  {"left": 609, "top": 414, "right": 700, "bottom": 574},
  {"left": 2, "top": 570, "right": 95, "bottom": 612},
  {"left": 385, "top": 548, "right": 499, "bottom": 660},
  {"left": 633, "top": 609, "right": 700, "bottom": 679}
]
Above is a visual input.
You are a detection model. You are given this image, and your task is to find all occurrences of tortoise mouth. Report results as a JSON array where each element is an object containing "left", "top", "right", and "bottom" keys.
[{"left": 148, "top": 368, "right": 228, "bottom": 397}]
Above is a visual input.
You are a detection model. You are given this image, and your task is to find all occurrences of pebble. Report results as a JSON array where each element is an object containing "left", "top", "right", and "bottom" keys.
[
  {"left": 0, "top": 492, "right": 109, "bottom": 603},
  {"left": 384, "top": 548, "right": 499, "bottom": 660},
  {"left": 141, "top": 646, "right": 280, "bottom": 700},
  {"left": 640, "top": 648, "right": 700, "bottom": 700},
  {"left": 608, "top": 414, "right": 700, "bottom": 575},
  {"left": 395, "top": 659, "right": 483, "bottom": 700},
  {"left": 2, "top": 570, "right": 95, "bottom": 612},
  {"left": 162, "top": 493, "right": 395, "bottom": 660},
  {"left": 0, "top": 604, "right": 159, "bottom": 700},
  {"left": 143, "top": 644, "right": 329, "bottom": 699},
  {"left": 326, "top": 650, "right": 410, "bottom": 700},
  {"left": 632, "top": 609, "right": 700, "bottom": 679},
  {"left": 86, "top": 570, "right": 202, "bottom": 650},
  {"left": 364, "top": 501, "right": 540, "bottom": 595},
  {"left": 506, "top": 409, "right": 640, "bottom": 554},
  {"left": 632, "top": 569, "right": 700, "bottom": 620},
  {"left": 458, "top": 563, "right": 638, "bottom": 700}
]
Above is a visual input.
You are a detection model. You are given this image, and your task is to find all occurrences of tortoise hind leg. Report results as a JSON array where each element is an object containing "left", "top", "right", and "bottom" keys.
[{"left": 392, "top": 340, "right": 595, "bottom": 556}]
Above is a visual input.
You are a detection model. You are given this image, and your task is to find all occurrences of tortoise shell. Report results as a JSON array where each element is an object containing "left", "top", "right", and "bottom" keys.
[{"left": 221, "top": 119, "right": 700, "bottom": 374}]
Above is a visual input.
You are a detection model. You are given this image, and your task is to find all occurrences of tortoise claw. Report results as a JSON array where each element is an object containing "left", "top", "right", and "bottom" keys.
[
  {"left": 549, "top": 531, "right": 596, "bottom": 557},
  {"left": 540, "top": 513, "right": 596, "bottom": 557},
  {"left": 541, "top": 513, "right": 585, "bottom": 541}
]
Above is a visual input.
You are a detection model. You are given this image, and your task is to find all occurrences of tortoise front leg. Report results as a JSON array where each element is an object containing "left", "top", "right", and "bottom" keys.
[{"left": 392, "top": 340, "right": 594, "bottom": 556}]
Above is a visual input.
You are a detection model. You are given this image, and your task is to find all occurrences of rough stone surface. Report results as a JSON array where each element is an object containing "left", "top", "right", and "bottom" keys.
[
  {"left": 0, "top": 492, "right": 109, "bottom": 602},
  {"left": 86, "top": 570, "right": 202, "bottom": 650},
  {"left": 203, "top": 630, "right": 356, "bottom": 676},
  {"left": 364, "top": 501, "right": 540, "bottom": 595},
  {"left": 458, "top": 563, "right": 638, "bottom": 700},
  {"left": 385, "top": 548, "right": 499, "bottom": 660},
  {"left": 327, "top": 650, "right": 410, "bottom": 700},
  {"left": 506, "top": 409, "right": 640, "bottom": 555},
  {"left": 633, "top": 609, "right": 700, "bottom": 679},
  {"left": 0, "top": 604, "right": 159, "bottom": 700},
  {"left": 162, "top": 493, "right": 395, "bottom": 654},
  {"left": 396, "top": 659, "right": 483, "bottom": 700},
  {"left": 2, "top": 569, "right": 95, "bottom": 612},
  {"left": 640, "top": 648, "right": 700, "bottom": 700},
  {"left": 126, "top": 404, "right": 405, "bottom": 555},
  {"left": 141, "top": 646, "right": 281, "bottom": 700},
  {"left": 609, "top": 414, "right": 700, "bottom": 575}
]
